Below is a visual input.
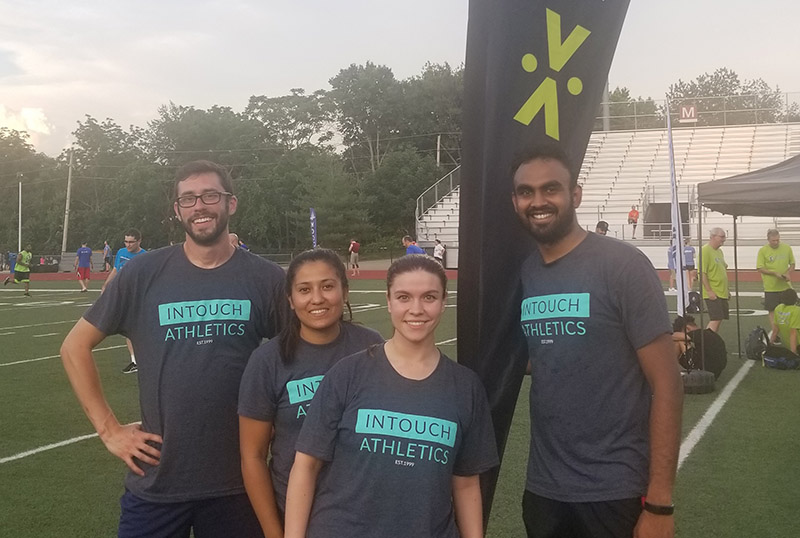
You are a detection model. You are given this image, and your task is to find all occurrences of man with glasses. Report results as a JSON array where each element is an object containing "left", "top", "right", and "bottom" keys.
[
  {"left": 701, "top": 228, "right": 729, "bottom": 332},
  {"left": 102, "top": 228, "right": 146, "bottom": 373},
  {"left": 61, "top": 160, "right": 286, "bottom": 537}
]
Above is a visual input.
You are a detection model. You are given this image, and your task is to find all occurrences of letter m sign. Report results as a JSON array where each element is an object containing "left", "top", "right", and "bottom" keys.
[{"left": 679, "top": 105, "right": 698, "bottom": 123}]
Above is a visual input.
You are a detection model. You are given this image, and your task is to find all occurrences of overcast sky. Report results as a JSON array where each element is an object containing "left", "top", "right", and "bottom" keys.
[{"left": 1, "top": 0, "right": 798, "bottom": 156}]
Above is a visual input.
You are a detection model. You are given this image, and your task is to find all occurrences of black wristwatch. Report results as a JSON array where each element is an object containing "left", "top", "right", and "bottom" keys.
[{"left": 643, "top": 501, "right": 675, "bottom": 516}]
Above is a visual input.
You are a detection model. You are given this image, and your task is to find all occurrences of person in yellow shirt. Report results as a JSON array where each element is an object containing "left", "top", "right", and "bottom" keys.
[
  {"left": 757, "top": 229, "right": 795, "bottom": 333},
  {"left": 701, "top": 228, "right": 729, "bottom": 332},
  {"left": 770, "top": 288, "right": 800, "bottom": 357},
  {"left": 4, "top": 244, "right": 33, "bottom": 296}
]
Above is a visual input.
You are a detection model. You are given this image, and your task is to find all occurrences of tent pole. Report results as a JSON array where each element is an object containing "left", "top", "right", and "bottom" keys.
[
  {"left": 698, "top": 212, "right": 704, "bottom": 332},
  {"left": 733, "top": 217, "right": 742, "bottom": 361}
]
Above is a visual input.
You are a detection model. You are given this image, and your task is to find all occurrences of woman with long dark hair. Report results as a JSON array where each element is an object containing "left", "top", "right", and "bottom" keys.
[
  {"left": 238, "top": 249, "right": 383, "bottom": 537},
  {"left": 285, "top": 255, "right": 498, "bottom": 538}
]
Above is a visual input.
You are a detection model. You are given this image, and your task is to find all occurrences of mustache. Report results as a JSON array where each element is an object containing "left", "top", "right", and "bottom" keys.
[{"left": 525, "top": 205, "right": 557, "bottom": 217}]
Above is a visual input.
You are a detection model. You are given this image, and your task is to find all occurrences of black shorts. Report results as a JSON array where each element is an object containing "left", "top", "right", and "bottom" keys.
[
  {"left": 522, "top": 490, "right": 642, "bottom": 538},
  {"left": 764, "top": 291, "right": 784, "bottom": 312},
  {"left": 14, "top": 270, "right": 30, "bottom": 283},
  {"left": 684, "top": 265, "right": 696, "bottom": 271},
  {"left": 118, "top": 490, "right": 261, "bottom": 538},
  {"left": 705, "top": 298, "right": 730, "bottom": 321}
]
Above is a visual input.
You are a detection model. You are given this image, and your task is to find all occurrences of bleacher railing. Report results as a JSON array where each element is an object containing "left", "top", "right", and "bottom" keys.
[
  {"left": 415, "top": 165, "right": 460, "bottom": 221},
  {"left": 593, "top": 92, "right": 800, "bottom": 131}
]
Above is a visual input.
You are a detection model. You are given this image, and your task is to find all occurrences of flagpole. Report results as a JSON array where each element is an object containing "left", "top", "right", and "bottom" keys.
[{"left": 666, "top": 97, "right": 686, "bottom": 316}]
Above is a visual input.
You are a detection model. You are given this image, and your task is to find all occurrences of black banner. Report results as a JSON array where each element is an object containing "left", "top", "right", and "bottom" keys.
[{"left": 458, "top": 0, "right": 631, "bottom": 519}]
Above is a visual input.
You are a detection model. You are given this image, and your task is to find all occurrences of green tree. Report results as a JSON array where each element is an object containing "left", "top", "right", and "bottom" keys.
[
  {"left": 400, "top": 63, "right": 464, "bottom": 165},
  {"left": 0, "top": 128, "right": 61, "bottom": 253},
  {"left": 245, "top": 88, "right": 334, "bottom": 150},
  {"left": 329, "top": 62, "right": 404, "bottom": 174},
  {"left": 594, "top": 87, "right": 662, "bottom": 131},
  {"left": 363, "top": 149, "right": 440, "bottom": 237}
]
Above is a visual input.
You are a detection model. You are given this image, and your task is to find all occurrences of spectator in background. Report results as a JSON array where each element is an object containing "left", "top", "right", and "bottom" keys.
[
  {"left": 770, "top": 288, "right": 800, "bottom": 356},
  {"left": 401, "top": 235, "right": 425, "bottom": 255},
  {"left": 74, "top": 241, "right": 93, "bottom": 293},
  {"left": 433, "top": 239, "right": 445, "bottom": 265},
  {"left": 627, "top": 205, "right": 639, "bottom": 239},
  {"left": 667, "top": 243, "right": 677, "bottom": 292},
  {"left": 594, "top": 220, "right": 609, "bottom": 235},
  {"left": 701, "top": 228, "right": 729, "bottom": 333},
  {"left": 757, "top": 229, "right": 795, "bottom": 334},
  {"left": 683, "top": 238, "right": 697, "bottom": 289},
  {"left": 4, "top": 244, "right": 33, "bottom": 296},
  {"left": 103, "top": 240, "right": 112, "bottom": 272},
  {"left": 102, "top": 228, "right": 147, "bottom": 374},
  {"left": 348, "top": 238, "right": 360, "bottom": 276}
]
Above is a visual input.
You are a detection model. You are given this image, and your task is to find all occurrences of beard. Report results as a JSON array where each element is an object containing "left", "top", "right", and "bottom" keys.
[
  {"left": 181, "top": 210, "right": 230, "bottom": 246},
  {"left": 520, "top": 202, "right": 576, "bottom": 245}
]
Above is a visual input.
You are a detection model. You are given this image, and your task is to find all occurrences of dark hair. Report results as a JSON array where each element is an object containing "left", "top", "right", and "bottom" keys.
[
  {"left": 124, "top": 228, "right": 141, "bottom": 240},
  {"left": 173, "top": 160, "right": 234, "bottom": 198},
  {"left": 595, "top": 221, "right": 609, "bottom": 232},
  {"left": 386, "top": 254, "right": 447, "bottom": 294},
  {"left": 672, "top": 314, "right": 696, "bottom": 333},
  {"left": 510, "top": 144, "right": 577, "bottom": 188},
  {"left": 779, "top": 288, "right": 798, "bottom": 306},
  {"left": 279, "top": 249, "right": 352, "bottom": 364}
]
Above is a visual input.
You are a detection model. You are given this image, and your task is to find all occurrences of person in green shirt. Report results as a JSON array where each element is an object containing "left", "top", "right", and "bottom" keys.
[
  {"left": 770, "top": 288, "right": 800, "bottom": 357},
  {"left": 701, "top": 228, "right": 729, "bottom": 333},
  {"left": 756, "top": 229, "right": 795, "bottom": 333},
  {"left": 4, "top": 244, "right": 33, "bottom": 296}
]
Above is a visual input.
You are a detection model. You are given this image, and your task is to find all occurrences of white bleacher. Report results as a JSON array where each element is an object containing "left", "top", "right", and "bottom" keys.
[
  {"left": 577, "top": 123, "right": 800, "bottom": 239},
  {"left": 417, "top": 122, "right": 800, "bottom": 254}
]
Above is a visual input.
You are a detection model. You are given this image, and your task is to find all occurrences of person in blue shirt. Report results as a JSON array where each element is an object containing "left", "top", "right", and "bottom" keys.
[
  {"left": 683, "top": 238, "right": 697, "bottom": 289},
  {"left": 402, "top": 235, "right": 425, "bottom": 255},
  {"left": 102, "top": 228, "right": 147, "bottom": 374},
  {"left": 74, "top": 242, "right": 93, "bottom": 292}
]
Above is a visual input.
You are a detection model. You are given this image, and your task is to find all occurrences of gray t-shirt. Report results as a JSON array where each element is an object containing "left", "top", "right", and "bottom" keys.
[
  {"left": 84, "top": 245, "right": 286, "bottom": 502},
  {"left": 520, "top": 233, "right": 671, "bottom": 502},
  {"left": 296, "top": 345, "right": 499, "bottom": 538},
  {"left": 237, "top": 322, "right": 384, "bottom": 510}
]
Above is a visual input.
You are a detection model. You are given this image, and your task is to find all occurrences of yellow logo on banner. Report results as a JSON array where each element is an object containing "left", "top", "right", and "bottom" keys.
[{"left": 513, "top": 8, "right": 591, "bottom": 140}]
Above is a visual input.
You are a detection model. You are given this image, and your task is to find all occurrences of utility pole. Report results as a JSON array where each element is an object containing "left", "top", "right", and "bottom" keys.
[
  {"left": 436, "top": 134, "right": 441, "bottom": 167},
  {"left": 602, "top": 81, "right": 610, "bottom": 132},
  {"left": 61, "top": 148, "right": 74, "bottom": 253}
]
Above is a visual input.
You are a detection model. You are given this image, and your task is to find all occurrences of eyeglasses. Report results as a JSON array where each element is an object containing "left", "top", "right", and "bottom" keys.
[{"left": 175, "top": 191, "right": 232, "bottom": 208}]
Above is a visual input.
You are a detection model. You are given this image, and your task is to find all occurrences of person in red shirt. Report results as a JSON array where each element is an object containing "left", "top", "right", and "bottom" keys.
[
  {"left": 628, "top": 205, "right": 640, "bottom": 239},
  {"left": 348, "top": 239, "right": 360, "bottom": 277}
]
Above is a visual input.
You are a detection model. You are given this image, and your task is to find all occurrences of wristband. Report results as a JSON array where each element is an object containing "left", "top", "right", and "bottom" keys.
[{"left": 643, "top": 501, "right": 674, "bottom": 515}]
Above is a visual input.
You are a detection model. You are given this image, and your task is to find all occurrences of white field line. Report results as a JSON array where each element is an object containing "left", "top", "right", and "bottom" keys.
[
  {"left": 0, "top": 433, "right": 99, "bottom": 464},
  {"left": 436, "top": 338, "right": 457, "bottom": 345},
  {"left": 0, "top": 332, "right": 16, "bottom": 336},
  {"left": 32, "top": 332, "right": 59, "bottom": 338},
  {"left": 678, "top": 359, "right": 755, "bottom": 470},
  {"left": 0, "top": 319, "right": 77, "bottom": 332},
  {"left": 0, "top": 344, "right": 127, "bottom": 367}
]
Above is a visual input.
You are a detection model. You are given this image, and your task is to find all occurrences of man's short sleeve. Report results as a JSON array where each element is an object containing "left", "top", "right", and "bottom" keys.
[
  {"left": 83, "top": 265, "right": 131, "bottom": 337},
  {"left": 617, "top": 250, "right": 671, "bottom": 350},
  {"left": 453, "top": 372, "right": 499, "bottom": 476},
  {"left": 756, "top": 246, "right": 766, "bottom": 270},
  {"left": 238, "top": 345, "right": 279, "bottom": 422}
]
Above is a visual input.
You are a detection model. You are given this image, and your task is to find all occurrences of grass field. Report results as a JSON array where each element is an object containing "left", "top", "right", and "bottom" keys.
[{"left": 1, "top": 279, "right": 798, "bottom": 537}]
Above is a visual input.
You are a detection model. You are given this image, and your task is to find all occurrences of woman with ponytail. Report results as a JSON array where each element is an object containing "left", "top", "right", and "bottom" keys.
[{"left": 238, "top": 249, "right": 383, "bottom": 537}]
